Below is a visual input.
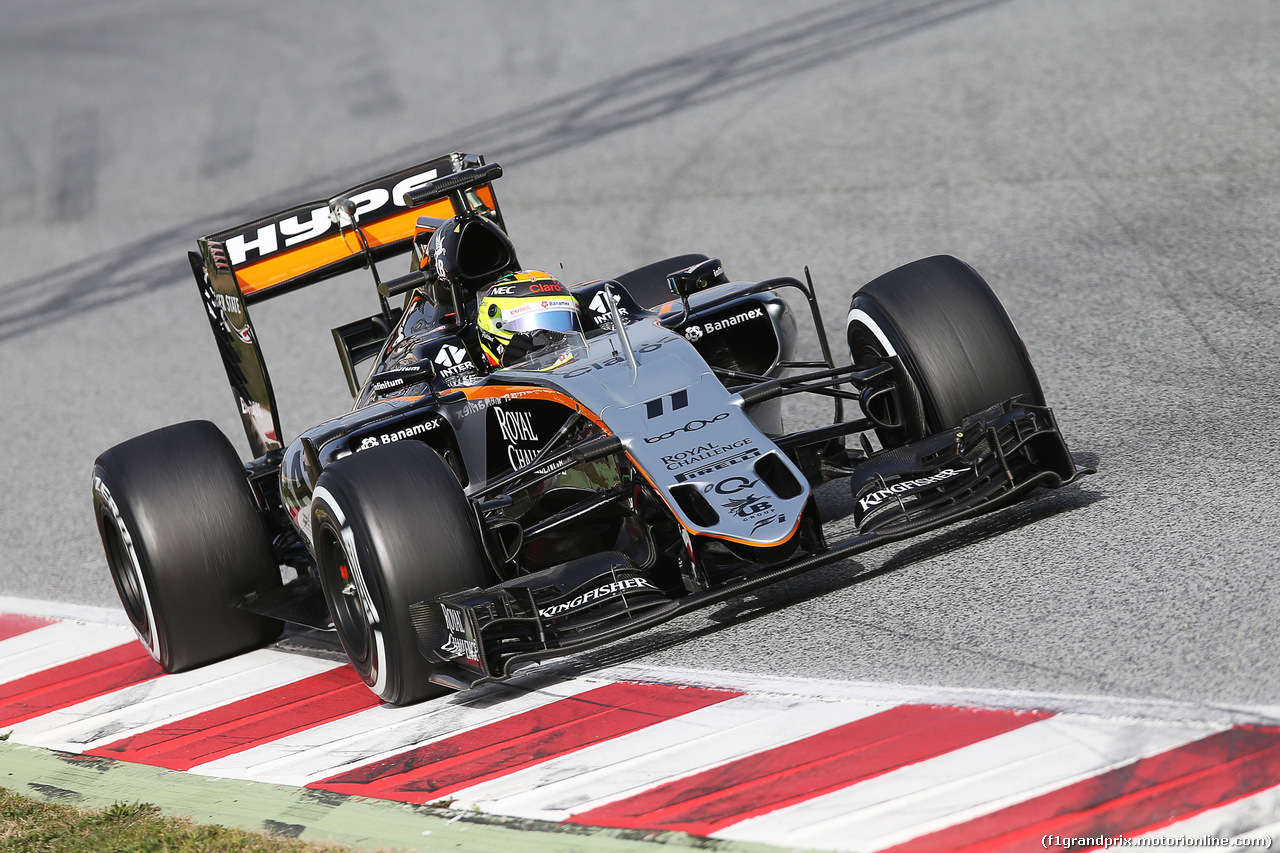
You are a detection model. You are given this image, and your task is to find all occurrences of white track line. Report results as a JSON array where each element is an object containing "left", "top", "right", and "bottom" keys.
[
  {"left": 602, "top": 663, "right": 1280, "bottom": 727},
  {"left": 0, "top": 596, "right": 128, "bottom": 626}
]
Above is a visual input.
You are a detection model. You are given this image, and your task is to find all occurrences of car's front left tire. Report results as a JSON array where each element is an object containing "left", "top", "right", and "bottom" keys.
[{"left": 846, "top": 255, "right": 1045, "bottom": 448}]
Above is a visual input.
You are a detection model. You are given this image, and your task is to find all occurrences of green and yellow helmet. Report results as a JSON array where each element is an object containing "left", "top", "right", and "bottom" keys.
[{"left": 476, "top": 271, "right": 583, "bottom": 366}]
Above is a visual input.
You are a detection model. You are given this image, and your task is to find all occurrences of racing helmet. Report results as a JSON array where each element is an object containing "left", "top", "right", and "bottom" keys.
[{"left": 476, "top": 271, "right": 583, "bottom": 366}]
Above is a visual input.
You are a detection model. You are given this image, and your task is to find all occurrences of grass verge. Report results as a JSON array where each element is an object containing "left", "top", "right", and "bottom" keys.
[{"left": 0, "top": 787, "right": 368, "bottom": 853}]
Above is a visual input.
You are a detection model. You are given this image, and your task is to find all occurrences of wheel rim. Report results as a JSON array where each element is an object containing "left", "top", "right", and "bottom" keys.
[
  {"left": 319, "top": 529, "right": 372, "bottom": 669},
  {"left": 849, "top": 328, "right": 916, "bottom": 448},
  {"left": 100, "top": 506, "right": 153, "bottom": 648},
  {"left": 850, "top": 339, "right": 894, "bottom": 423}
]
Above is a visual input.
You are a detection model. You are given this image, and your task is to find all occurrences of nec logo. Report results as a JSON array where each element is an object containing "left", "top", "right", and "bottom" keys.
[
  {"left": 488, "top": 285, "right": 516, "bottom": 295},
  {"left": 224, "top": 168, "right": 439, "bottom": 266}
]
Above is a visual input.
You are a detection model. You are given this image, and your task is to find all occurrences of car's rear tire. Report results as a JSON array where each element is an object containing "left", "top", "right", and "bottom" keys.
[
  {"left": 92, "top": 420, "right": 283, "bottom": 672},
  {"left": 847, "top": 255, "right": 1045, "bottom": 448},
  {"left": 311, "top": 441, "right": 491, "bottom": 705}
]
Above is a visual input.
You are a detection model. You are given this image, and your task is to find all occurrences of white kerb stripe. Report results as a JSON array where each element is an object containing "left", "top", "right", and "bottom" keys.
[
  {"left": 188, "top": 676, "right": 606, "bottom": 787},
  {"left": 0, "top": 621, "right": 136, "bottom": 685},
  {"left": 712, "top": 714, "right": 1222, "bottom": 852},
  {"left": 7, "top": 649, "right": 341, "bottom": 752},
  {"left": 448, "top": 694, "right": 891, "bottom": 821}
]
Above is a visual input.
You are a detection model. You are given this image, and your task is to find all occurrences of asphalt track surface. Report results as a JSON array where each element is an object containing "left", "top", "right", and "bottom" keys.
[{"left": 0, "top": 1, "right": 1277, "bottom": 713}]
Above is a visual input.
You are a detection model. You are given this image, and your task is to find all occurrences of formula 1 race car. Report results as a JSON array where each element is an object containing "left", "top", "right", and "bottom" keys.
[{"left": 93, "top": 152, "right": 1089, "bottom": 704}]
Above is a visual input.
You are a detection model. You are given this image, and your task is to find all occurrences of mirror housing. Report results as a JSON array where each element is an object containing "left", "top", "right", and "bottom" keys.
[{"left": 666, "top": 257, "right": 726, "bottom": 297}]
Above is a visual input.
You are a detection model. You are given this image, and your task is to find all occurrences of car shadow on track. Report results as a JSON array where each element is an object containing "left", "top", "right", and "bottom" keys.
[{"left": 458, "top": 474, "right": 1105, "bottom": 705}]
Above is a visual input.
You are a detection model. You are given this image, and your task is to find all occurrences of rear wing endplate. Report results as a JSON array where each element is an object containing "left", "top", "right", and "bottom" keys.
[{"left": 190, "top": 152, "right": 503, "bottom": 458}]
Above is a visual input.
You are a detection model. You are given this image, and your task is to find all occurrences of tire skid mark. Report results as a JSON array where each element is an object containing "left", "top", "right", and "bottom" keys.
[
  {"left": 0, "top": 0, "right": 1012, "bottom": 342},
  {"left": 51, "top": 108, "right": 102, "bottom": 222}
]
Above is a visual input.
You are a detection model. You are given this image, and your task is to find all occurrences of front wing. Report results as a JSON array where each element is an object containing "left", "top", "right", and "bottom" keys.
[{"left": 409, "top": 397, "right": 1089, "bottom": 689}]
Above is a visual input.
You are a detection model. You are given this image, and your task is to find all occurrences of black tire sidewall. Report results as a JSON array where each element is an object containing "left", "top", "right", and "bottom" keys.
[
  {"left": 849, "top": 255, "right": 1045, "bottom": 440},
  {"left": 312, "top": 441, "right": 489, "bottom": 705},
  {"left": 92, "top": 420, "right": 282, "bottom": 672}
]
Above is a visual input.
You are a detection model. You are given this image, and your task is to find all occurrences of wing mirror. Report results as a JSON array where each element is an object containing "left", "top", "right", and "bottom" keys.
[{"left": 666, "top": 257, "right": 726, "bottom": 298}]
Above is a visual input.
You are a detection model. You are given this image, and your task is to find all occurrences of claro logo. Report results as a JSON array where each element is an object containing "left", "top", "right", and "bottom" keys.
[{"left": 224, "top": 168, "right": 439, "bottom": 266}]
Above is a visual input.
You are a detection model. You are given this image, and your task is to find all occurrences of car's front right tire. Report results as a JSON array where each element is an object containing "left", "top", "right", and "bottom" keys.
[
  {"left": 311, "top": 440, "right": 491, "bottom": 705},
  {"left": 92, "top": 420, "right": 283, "bottom": 672}
]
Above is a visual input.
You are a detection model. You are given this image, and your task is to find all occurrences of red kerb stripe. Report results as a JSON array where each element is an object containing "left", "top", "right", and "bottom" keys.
[
  {"left": 0, "top": 642, "right": 163, "bottom": 727},
  {"left": 87, "top": 665, "right": 379, "bottom": 770},
  {"left": 570, "top": 703, "right": 1050, "bottom": 837},
  {"left": 883, "top": 725, "right": 1280, "bottom": 853},
  {"left": 312, "top": 681, "right": 741, "bottom": 803},
  {"left": 0, "top": 613, "right": 56, "bottom": 642}
]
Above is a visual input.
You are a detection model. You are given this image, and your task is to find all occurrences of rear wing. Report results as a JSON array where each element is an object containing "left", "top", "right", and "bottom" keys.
[{"left": 189, "top": 152, "right": 505, "bottom": 458}]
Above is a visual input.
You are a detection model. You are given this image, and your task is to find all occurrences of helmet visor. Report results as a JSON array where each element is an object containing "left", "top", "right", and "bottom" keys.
[{"left": 501, "top": 302, "right": 583, "bottom": 335}]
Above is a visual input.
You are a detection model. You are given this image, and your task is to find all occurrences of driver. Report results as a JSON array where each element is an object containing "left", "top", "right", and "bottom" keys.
[{"left": 475, "top": 270, "right": 584, "bottom": 367}]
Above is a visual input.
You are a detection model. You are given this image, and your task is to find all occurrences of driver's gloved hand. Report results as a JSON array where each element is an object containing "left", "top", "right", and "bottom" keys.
[{"left": 501, "top": 330, "right": 568, "bottom": 367}]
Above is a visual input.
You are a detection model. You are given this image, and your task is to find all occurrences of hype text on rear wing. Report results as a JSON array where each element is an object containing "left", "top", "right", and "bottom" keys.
[{"left": 187, "top": 152, "right": 505, "bottom": 458}]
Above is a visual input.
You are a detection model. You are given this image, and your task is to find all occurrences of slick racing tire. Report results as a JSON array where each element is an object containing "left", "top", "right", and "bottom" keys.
[
  {"left": 311, "top": 441, "right": 490, "bottom": 705},
  {"left": 847, "top": 255, "right": 1045, "bottom": 448},
  {"left": 92, "top": 420, "right": 283, "bottom": 672}
]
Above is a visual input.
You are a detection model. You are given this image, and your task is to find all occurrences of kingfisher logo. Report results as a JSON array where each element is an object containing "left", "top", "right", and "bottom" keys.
[
  {"left": 538, "top": 577, "right": 659, "bottom": 619},
  {"left": 858, "top": 468, "right": 969, "bottom": 513}
]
